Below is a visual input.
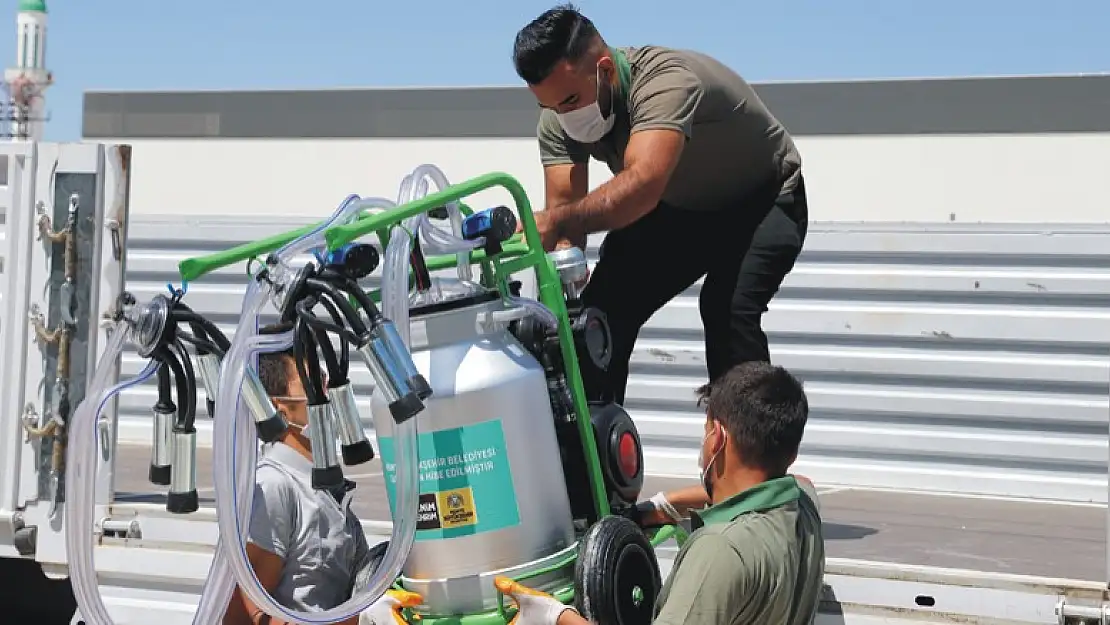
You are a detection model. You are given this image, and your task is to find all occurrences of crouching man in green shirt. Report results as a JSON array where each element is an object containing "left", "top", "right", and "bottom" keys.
[{"left": 494, "top": 361, "right": 825, "bottom": 625}]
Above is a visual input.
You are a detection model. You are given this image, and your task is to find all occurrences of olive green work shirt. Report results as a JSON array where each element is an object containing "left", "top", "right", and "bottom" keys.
[
  {"left": 652, "top": 476, "right": 826, "bottom": 625},
  {"left": 537, "top": 45, "right": 802, "bottom": 214}
]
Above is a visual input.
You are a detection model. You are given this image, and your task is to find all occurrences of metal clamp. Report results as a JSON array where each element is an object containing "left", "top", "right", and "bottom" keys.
[
  {"left": 33, "top": 200, "right": 47, "bottom": 239},
  {"left": 104, "top": 217, "right": 122, "bottom": 261},
  {"left": 97, "top": 414, "right": 112, "bottom": 462},
  {"left": 20, "top": 403, "right": 43, "bottom": 442}
]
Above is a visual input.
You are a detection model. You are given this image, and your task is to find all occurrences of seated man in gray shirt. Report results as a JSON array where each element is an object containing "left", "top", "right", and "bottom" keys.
[{"left": 224, "top": 322, "right": 386, "bottom": 625}]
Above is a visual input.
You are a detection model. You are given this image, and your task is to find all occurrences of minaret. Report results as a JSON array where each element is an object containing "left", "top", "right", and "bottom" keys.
[{"left": 4, "top": 0, "right": 51, "bottom": 140}]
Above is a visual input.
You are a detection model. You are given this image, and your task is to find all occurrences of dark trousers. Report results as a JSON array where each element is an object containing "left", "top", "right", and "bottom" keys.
[{"left": 580, "top": 175, "right": 809, "bottom": 404}]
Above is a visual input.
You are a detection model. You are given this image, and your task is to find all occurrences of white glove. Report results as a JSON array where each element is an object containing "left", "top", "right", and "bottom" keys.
[
  {"left": 494, "top": 576, "right": 575, "bottom": 625},
  {"left": 650, "top": 492, "right": 685, "bottom": 524},
  {"left": 359, "top": 589, "right": 423, "bottom": 625}
]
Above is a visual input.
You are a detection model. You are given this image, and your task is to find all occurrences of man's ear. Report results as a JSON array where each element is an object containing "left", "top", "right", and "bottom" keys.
[
  {"left": 710, "top": 420, "right": 726, "bottom": 453},
  {"left": 599, "top": 56, "right": 618, "bottom": 87}
]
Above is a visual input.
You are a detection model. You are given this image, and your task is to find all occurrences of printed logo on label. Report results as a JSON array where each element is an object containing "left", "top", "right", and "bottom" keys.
[
  {"left": 414, "top": 488, "right": 479, "bottom": 530},
  {"left": 416, "top": 493, "right": 441, "bottom": 531},
  {"left": 437, "top": 487, "right": 478, "bottom": 528}
]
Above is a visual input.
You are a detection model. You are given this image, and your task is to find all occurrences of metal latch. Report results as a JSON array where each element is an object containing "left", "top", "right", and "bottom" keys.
[
  {"left": 104, "top": 218, "right": 122, "bottom": 261},
  {"left": 1057, "top": 598, "right": 1110, "bottom": 625}
]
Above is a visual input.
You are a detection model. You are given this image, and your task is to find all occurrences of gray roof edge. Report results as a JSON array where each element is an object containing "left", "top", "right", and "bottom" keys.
[{"left": 80, "top": 71, "right": 1110, "bottom": 97}]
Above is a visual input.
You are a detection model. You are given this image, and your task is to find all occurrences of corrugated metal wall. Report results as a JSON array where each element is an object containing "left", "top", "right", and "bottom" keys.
[{"left": 115, "top": 217, "right": 1110, "bottom": 504}]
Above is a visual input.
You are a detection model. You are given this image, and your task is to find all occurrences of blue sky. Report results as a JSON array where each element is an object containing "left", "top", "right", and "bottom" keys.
[{"left": 6, "top": 0, "right": 1108, "bottom": 141}]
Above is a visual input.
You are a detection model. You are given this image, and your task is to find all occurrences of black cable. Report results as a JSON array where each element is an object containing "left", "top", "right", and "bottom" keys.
[
  {"left": 409, "top": 238, "right": 432, "bottom": 292},
  {"left": 314, "top": 295, "right": 350, "bottom": 383},
  {"left": 293, "top": 316, "right": 326, "bottom": 405},
  {"left": 296, "top": 298, "right": 344, "bottom": 387}
]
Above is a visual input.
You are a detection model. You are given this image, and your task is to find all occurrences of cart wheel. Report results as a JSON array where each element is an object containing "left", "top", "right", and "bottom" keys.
[{"left": 574, "top": 515, "right": 661, "bottom": 625}]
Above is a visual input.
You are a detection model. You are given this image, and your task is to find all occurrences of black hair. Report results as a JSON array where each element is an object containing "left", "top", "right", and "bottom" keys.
[
  {"left": 512, "top": 3, "right": 602, "bottom": 85},
  {"left": 696, "top": 362, "right": 809, "bottom": 477},
  {"left": 257, "top": 322, "right": 296, "bottom": 398}
]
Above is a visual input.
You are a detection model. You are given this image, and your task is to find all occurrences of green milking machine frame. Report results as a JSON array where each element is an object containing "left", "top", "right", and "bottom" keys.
[{"left": 178, "top": 171, "right": 690, "bottom": 624}]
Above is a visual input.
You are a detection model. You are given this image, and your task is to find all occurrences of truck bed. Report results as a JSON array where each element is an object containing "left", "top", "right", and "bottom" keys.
[{"left": 113, "top": 444, "right": 1105, "bottom": 582}]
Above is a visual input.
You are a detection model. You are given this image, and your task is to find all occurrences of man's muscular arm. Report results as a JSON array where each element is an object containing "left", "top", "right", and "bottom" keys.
[
  {"left": 551, "top": 128, "right": 685, "bottom": 237},
  {"left": 544, "top": 162, "right": 589, "bottom": 250}
]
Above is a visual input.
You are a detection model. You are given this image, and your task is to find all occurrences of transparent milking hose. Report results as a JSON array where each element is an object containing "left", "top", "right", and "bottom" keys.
[
  {"left": 192, "top": 279, "right": 291, "bottom": 623},
  {"left": 65, "top": 192, "right": 416, "bottom": 624},
  {"left": 381, "top": 179, "right": 426, "bottom": 348},
  {"left": 65, "top": 325, "right": 255, "bottom": 625},
  {"left": 404, "top": 164, "right": 559, "bottom": 333},
  {"left": 66, "top": 325, "right": 157, "bottom": 624},
  {"left": 212, "top": 196, "right": 421, "bottom": 624},
  {"left": 383, "top": 165, "right": 484, "bottom": 348},
  {"left": 406, "top": 164, "right": 476, "bottom": 279}
]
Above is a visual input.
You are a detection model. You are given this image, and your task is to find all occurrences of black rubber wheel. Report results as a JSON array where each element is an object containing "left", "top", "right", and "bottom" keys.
[{"left": 574, "top": 515, "right": 661, "bottom": 625}]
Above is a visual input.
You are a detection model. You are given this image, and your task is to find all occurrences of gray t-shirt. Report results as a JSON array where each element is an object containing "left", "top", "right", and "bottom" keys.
[{"left": 249, "top": 442, "right": 371, "bottom": 611}]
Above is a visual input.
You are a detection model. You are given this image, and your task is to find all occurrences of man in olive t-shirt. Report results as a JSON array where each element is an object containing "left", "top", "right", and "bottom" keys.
[
  {"left": 494, "top": 362, "right": 826, "bottom": 625},
  {"left": 512, "top": 4, "right": 809, "bottom": 408}
]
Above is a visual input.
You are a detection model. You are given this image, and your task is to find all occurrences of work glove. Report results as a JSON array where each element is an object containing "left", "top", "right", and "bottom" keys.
[
  {"left": 494, "top": 576, "right": 576, "bottom": 625},
  {"left": 625, "top": 492, "right": 684, "bottom": 528},
  {"left": 358, "top": 589, "right": 423, "bottom": 625}
]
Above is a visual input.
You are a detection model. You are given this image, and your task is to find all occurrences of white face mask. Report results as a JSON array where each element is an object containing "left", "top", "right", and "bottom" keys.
[
  {"left": 698, "top": 424, "right": 724, "bottom": 500},
  {"left": 556, "top": 64, "right": 617, "bottom": 143},
  {"left": 288, "top": 419, "right": 310, "bottom": 437},
  {"left": 272, "top": 398, "right": 309, "bottom": 437}
]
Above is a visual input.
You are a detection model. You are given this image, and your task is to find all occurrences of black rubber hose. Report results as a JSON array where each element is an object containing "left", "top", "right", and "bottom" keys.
[
  {"left": 295, "top": 298, "right": 362, "bottom": 344},
  {"left": 185, "top": 323, "right": 211, "bottom": 356},
  {"left": 172, "top": 307, "right": 231, "bottom": 353},
  {"left": 304, "top": 277, "right": 368, "bottom": 335},
  {"left": 293, "top": 316, "right": 326, "bottom": 405},
  {"left": 170, "top": 339, "right": 198, "bottom": 430},
  {"left": 330, "top": 273, "right": 384, "bottom": 325},
  {"left": 314, "top": 295, "right": 350, "bottom": 383},
  {"left": 158, "top": 346, "right": 192, "bottom": 431},
  {"left": 156, "top": 360, "right": 173, "bottom": 407},
  {"left": 296, "top": 298, "right": 344, "bottom": 387},
  {"left": 187, "top": 321, "right": 223, "bottom": 357},
  {"left": 175, "top": 330, "right": 223, "bottom": 358}
]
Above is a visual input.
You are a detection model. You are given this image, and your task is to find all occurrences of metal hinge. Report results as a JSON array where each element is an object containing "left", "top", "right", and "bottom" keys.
[
  {"left": 98, "top": 517, "right": 142, "bottom": 540},
  {"left": 1058, "top": 598, "right": 1110, "bottom": 625}
]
